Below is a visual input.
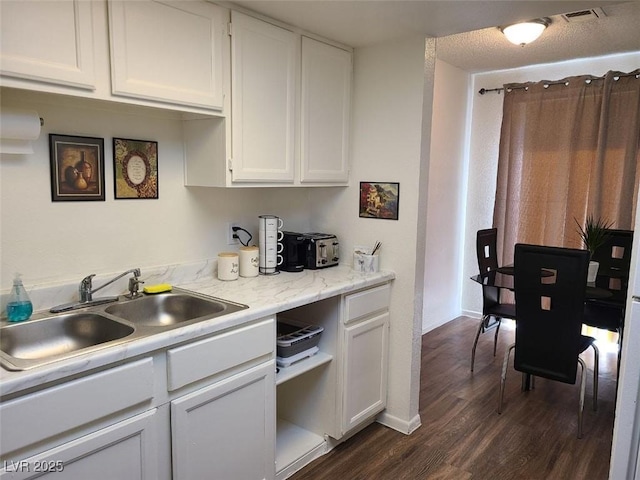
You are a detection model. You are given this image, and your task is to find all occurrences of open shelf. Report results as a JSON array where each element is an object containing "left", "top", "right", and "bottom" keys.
[
  {"left": 276, "top": 351, "right": 333, "bottom": 386},
  {"left": 276, "top": 418, "right": 326, "bottom": 480}
]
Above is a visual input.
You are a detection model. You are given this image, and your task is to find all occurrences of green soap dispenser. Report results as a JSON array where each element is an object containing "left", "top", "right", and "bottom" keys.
[{"left": 7, "top": 273, "right": 33, "bottom": 322}]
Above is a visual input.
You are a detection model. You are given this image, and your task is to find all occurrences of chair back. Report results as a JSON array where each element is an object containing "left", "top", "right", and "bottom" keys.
[
  {"left": 591, "top": 229, "right": 633, "bottom": 275},
  {"left": 476, "top": 228, "right": 500, "bottom": 312},
  {"left": 592, "top": 229, "right": 633, "bottom": 303},
  {"left": 513, "top": 244, "right": 589, "bottom": 384},
  {"left": 476, "top": 228, "right": 498, "bottom": 273}
]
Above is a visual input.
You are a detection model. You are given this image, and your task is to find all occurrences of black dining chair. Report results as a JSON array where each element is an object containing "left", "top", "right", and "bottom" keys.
[
  {"left": 583, "top": 229, "right": 633, "bottom": 332},
  {"left": 583, "top": 230, "right": 633, "bottom": 373},
  {"left": 498, "top": 244, "right": 599, "bottom": 439},
  {"left": 472, "top": 228, "right": 516, "bottom": 372}
]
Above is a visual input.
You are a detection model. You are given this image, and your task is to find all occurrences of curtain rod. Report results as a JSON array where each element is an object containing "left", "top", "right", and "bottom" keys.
[{"left": 478, "top": 71, "right": 640, "bottom": 95}]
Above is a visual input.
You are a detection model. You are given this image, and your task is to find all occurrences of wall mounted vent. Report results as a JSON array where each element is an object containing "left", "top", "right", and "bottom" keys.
[{"left": 561, "top": 8, "right": 606, "bottom": 23}]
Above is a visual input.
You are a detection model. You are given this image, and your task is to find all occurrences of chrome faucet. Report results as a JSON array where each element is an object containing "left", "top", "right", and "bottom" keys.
[
  {"left": 79, "top": 268, "right": 141, "bottom": 302},
  {"left": 50, "top": 268, "right": 141, "bottom": 313}
]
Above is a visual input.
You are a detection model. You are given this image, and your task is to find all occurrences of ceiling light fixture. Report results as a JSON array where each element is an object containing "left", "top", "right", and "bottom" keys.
[{"left": 501, "top": 18, "right": 549, "bottom": 46}]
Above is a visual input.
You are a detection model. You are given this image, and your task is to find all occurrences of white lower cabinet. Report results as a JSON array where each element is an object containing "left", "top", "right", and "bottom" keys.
[
  {"left": 341, "top": 283, "right": 391, "bottom": 436},
  {"left": 1, "top": 409, "right": 160, "bottom": 480},
  {"left": 274, "top": 283, "right": 390, "bottom": 479},
  {"left": 0, "top": 284, "right": 391, "bottom": 480},
  {"left": 342, "top": 312, "right": 389, "bottom": 433},
  {"left": 171, "top": 361, "right": 276, "bottom": 480}
]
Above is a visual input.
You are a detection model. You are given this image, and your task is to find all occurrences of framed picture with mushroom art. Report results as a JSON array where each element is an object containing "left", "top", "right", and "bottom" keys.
[
  {"left": 49, "top": 134, "right": 105, "bottom": 202},
  {"left": 113, "top": 138, "right": 158, "bottom": 199}
]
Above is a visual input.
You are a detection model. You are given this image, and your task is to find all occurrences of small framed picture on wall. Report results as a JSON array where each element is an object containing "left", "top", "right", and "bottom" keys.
[
  {"left": 49, "top": 134, "right": 105, "bottom": 202},
  {"left": 359, "top": 182, "right": 400, "bottom": 220},
  {"left": 113, "top": 137, "right": 158, "bottom": 199}
]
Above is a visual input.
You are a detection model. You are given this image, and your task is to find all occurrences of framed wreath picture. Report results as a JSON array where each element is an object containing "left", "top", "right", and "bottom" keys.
[
  {"left": 113, "top": 138, "right": 158, "bottom": 199},
  {"left": 49, "top": 134, "right": 105, "bottom": 202},
  {"left": 359, "top": 182, "right": 400, "bottom": 220}
]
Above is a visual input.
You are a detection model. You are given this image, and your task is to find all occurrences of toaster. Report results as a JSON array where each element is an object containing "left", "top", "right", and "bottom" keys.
[{"left": 304, "top": 233, "right": 339, "bottom": 269}]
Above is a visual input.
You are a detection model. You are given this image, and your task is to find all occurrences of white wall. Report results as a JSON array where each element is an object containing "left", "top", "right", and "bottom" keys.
[
  {"left": 422, "top": 58, "right": 470, "bottom": 333},
  {"left": 309, "top": 35, "right": 433, "bottom": 433},
  {"left": 461, "top": 51, "right": 640, "bottom": 317},
  {"left": 0, "top": 89, "right": 313, "bottom": 290}
]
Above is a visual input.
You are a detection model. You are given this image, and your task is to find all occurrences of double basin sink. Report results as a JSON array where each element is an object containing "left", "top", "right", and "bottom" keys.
[{"left": 0, "top": 289, "right": 248, "bottom": 371}]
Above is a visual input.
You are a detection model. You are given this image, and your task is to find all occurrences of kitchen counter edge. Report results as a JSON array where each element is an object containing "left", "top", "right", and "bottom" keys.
[{"left": 0, "top": 267, "right": 395, "bottom": 397}]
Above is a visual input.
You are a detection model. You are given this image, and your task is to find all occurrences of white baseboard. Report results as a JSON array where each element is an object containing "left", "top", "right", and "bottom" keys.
[
  {"left": 376, "top": 411, "right": 422, "bottom": 435},
  {"left": 461, "top": 309, "right": 481, "bottom": 319}
]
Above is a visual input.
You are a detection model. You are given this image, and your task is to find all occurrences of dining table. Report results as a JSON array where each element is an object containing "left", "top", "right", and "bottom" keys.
[{"left": 470, "top": 265, "right": 623, "bottom": 302}]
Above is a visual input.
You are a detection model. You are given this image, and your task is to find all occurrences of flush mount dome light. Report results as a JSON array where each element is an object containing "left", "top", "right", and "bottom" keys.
[{"left": 501, "top": 19, "right": 549, "bottom": 46}]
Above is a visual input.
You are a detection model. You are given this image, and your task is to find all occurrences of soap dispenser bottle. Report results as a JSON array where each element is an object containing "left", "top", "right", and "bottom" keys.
[{"left": 6, "top": 273, "right": 33, "bottom": 322}]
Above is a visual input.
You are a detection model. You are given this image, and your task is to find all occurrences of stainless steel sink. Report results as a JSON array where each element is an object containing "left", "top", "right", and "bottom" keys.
[
  {"left": 0, "top": 289, "right": 248, "bottom": 371},
  {"left": 105, "top": 293, "right": 244, "bottom": 327},
  {"left": 0, "top": 312, "right": 134, "bottom": 370}
]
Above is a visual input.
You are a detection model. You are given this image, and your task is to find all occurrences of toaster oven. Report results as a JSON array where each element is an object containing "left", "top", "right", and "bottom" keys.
[{"left": 304, "top": 233, "right": 339, "bottom": 269}]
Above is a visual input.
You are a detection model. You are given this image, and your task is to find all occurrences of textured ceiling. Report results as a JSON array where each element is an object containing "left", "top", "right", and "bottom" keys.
[
  {"left": 226, "top": 0, "right": 640, "bottom": 71},
  {"left": 437, "top": 2, "right": 640, "bottom": 72}
]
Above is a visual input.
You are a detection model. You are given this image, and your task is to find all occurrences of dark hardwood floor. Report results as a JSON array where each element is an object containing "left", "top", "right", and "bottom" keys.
[{"left": 291, "top": 316, "right": 617, "bottom": 479}]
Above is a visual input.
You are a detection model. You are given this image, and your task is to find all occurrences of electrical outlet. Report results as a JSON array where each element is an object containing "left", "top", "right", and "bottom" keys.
[{"left": 227, "top": 222, "right": 240, "bottom": 245}]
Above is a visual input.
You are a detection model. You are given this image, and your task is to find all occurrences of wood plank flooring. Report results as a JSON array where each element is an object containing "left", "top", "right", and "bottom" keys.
[{"left": 291, "top": 316, "right": 617, "bottom": 479}]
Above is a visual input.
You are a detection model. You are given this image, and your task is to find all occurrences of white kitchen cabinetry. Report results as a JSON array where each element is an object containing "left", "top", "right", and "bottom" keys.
[
  {"left": 229, "top": 11, "right": 298, "bottom": 183},
  {"left": 300, "top": 36, "right": 351, "bottom": 184},
  {"left": 184, "top": 12, "right": 352, "bottom": 187},
  {"left": 274, "top": 283, "right": 390, "bottom": 479},
  {"left": 342, "top": 313, "right": 389, "bottom": 432},
  {"left": 108, "top": 0, "right": 226, "bottom": 110},
  {"left": 341, "top": 284, "right": 390, "bottom": 435},
  {"left": 172, "top": 362, "right": 275, "bottom": 480},
  {"left": 0, "top": 358, "right": 161, "bottom": 480},
  {"left": 167, "top": 317, "right": 276, "bottom": 480},
  {"left": 1, "top": 409, "right": 161, "bottom": 480},
  {"left": 0, "top": 318, "right": 275, "bottom": 480},
  {"left": 0, "top": 1, "right": 96, "bottom": 89},
  {"left": 0, "top": 0, "right": 228, "bottom": 114}
]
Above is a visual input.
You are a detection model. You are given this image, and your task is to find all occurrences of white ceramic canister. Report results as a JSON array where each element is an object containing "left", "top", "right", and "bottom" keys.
[
  {"left": 239, "top": 246, "right": 259, "bottom": 277},
  {"left": 217, "top": 252, "right": 239, "bottom": 281}
]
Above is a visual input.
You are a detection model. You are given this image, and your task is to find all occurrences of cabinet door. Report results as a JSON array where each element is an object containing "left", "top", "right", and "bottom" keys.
[
  {"left": 342, "top": 312, "right": 389, "bottom": 434},
  {"left": 230, "top": 12, "right": 297, "bottom": 183},
  {"left": 0, "top": 409, "right": 159, "bottom": 480},
  {"left": 171, "top": 361, "right": 276, "bottom": 480},
  {"left": 108, "top": 0, "right": 226, "bottom": 109},
  {"left": 0, "top": 0, "right": 95, "bottom": 89},
  {"left": 300, "top": 37, "right": 351, "bottom": 184}
]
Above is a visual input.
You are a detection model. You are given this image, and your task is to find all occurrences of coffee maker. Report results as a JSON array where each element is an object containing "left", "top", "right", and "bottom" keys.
[{"left": 279, "top": 232, "right": 307, "bottom": 272}]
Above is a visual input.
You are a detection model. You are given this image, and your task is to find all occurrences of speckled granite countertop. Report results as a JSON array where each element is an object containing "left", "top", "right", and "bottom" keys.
[{"left": 1, "top": 266, "right": 394, "bottom": 397}]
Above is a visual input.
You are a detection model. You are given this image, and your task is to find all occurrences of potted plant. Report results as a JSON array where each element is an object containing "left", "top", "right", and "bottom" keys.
[{"left": 575, "top": 214, "right": 613, "bottom": 282}]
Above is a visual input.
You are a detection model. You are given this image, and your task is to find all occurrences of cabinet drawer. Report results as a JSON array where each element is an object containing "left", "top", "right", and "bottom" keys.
[
  {"left": 0, "top": 358, "right": 154, "bottom": 457},
  {"left": 166, "top": 318, "right": 275, "bottom": 391},
  {"left": 344, "top": 283, "right": 391, "bottom": 324}
]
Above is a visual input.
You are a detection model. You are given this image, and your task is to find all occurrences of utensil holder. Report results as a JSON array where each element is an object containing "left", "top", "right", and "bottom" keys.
[{"left": 354, "top": 252, "right": 379, "bottom": 273}]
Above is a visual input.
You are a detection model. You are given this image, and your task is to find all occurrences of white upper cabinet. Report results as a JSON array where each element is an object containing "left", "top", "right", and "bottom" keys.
[
  {"left": 0, "top": 0, "right": 96, "bottom": 89},
  {"left": 230, "top": 11, "right": 297, "bottom": 183},
  {"left": 186, "top": 12, "right": 353, "bottom": 187},
  {"left": 300, "top": 36, "right": 351, "bottom": 184},
  {"left": 0, "top": 0, "right": 228, "bottom": 114},
  {"left": 108, "top": 0, "right": 226, "bottom": 110}
]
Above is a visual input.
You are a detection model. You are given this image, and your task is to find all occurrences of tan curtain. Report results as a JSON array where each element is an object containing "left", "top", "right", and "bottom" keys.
[{"left": 493, "top": 69, "right": 640, "bottom": 265}]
